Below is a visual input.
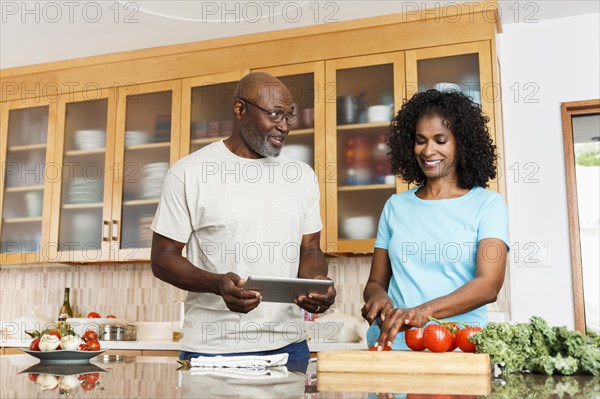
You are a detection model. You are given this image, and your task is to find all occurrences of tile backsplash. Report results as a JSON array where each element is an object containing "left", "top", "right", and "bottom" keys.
[{"left": 0, "top": 257, "right": 510, "bottom": 323}]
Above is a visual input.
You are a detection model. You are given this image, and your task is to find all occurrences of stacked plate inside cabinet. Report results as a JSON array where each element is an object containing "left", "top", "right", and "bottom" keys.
[
  {"left": 138, "top": 215, "right": 154, "bottom": 247},
  {"left": 67, "top": 177, "right": 103, "bottom": 203},
  {"left": 74, "top": 130, "right": 106, "bottom": 150},
  {"left": 125, "top": 131, "right": 151, "bottom": 146},
  {"left": 142, "top": 162, "right": 169, "bottom": 199}
]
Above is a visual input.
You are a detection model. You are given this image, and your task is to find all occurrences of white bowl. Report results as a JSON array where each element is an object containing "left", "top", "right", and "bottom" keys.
[
  {"left": 74, "top": 130, "right": 106, "bottom": 150},
  {"left": 342, "top": 216, "right": 376, "bottom": 240},
  {"left": 305, "top": 321, "right": 343, "bottom": 343},
  {"left": 433, "top": 82, "right": 461, "bottom": 93},
  {"left": 283, "top": 144, "right": 312, "bottom": 164},
  {"left": 367, "top": 105, "right": 393, "bottom": 123}
]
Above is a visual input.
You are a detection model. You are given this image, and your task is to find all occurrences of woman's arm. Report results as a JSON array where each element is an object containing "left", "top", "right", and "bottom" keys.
[
  {"left": 361, "top": 248, "right": 395, "bottom": 325},
  {"left": 376, "top": 238, "right": 507, "bottom": 347}
]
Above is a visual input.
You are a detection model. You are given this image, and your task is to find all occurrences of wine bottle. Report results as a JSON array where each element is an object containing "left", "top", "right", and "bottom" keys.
[{"left": 58, "top": 288, "right": 73, "bottom": 323}]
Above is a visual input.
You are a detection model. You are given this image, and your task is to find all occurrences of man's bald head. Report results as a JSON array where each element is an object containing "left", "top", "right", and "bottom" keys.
[{"left": 234, "top": 72, "right": 292, "bottom": 104}]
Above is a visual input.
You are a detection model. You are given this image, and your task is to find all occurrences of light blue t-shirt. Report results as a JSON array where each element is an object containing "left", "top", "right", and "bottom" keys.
[{"left": 369, "top": 186, "right": 510, "bottom": 350}]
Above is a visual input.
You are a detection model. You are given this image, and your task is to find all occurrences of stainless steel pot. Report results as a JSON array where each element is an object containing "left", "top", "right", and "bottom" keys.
[{"left": 100, "top": 323, "right": 137, "bottom": 341}]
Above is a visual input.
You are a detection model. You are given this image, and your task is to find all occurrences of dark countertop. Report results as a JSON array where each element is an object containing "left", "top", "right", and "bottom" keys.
[{"left": 1, "top": 354, "right": 599, "bottom": 398}]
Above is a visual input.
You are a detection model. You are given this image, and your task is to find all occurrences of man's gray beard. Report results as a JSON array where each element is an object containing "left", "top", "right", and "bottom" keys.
[{"left": 241, "top": 124, "right": 282, "bottom": 158}]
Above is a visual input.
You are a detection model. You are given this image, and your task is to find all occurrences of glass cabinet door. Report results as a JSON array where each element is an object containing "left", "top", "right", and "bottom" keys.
[
  {"left": 112, "top": 81, "right": 181, "bottom": 261},
  {"left": 181, "top": 71, "right": 248, "bottom": 157},
  {"left": 325, "top": 53, "right": 407, "bottom": 253},
  {"left": 0, "top": 100, "right": 55, "bottom": 264},
  {"left": 406, "top": 41, "right": 499, "bottom": 192},
  {"left": 49, "top": 90, "right": 117, "bottom": 262},
  {"left": 252, "top": 62, "right": 326, "bottom": 249}
]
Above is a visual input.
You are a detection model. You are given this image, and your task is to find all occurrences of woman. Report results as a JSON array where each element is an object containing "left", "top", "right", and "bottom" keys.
[{"left": 362, "top": 89, "right": 509, "bottom": 350}]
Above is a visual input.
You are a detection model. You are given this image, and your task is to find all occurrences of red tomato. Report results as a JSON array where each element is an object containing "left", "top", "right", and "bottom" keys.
[
  {"left": 106, "top": 315, "right": 117, "bottom": 319},
  {"left": 368, "top": 345, "right": 378, "bottom": 351},
  {"left": 86, "top": 339, "right": 101, "bottom": 351},
  {"left": 87, "top": 312, "right": 101, "bottom": 318},
  {"left": 456, "top": 327, "right": 482, "bottom": 352},
  {"left": 78, "top": 343, "right": 87, "bottom": 351},
  {"left": 84, "top": 373, "right": 100, "bottom": 383},
  {"left": 47, "top": 331, "right": 61, "bottom": 340},
  {"left": 382, "top": 345, "right": 392, "bottom": 351},
  {"left": 81, "top": 380, "right": 96, "bottom": 391},
  {"left": 28, "top": 373, "right": 39, "bottom": 382},
  {"left": 29, "top": 338, "right": 40, "bottom": 351},
  {"left": 405, "top": 328, "right": 426, "bottom": 351},
  {"left": 423, "top": 324, "right": 454, "bottom": 353},
  {"left": 82, "top": 330, "right": 98, "bottom": 342}
]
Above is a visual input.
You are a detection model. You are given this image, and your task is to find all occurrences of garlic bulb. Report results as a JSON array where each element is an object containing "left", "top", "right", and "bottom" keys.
[
  {"left": 60, "top": 335, "right": 82, "bottom": 351},
  {"left": 58, "top": 375, "right": 81, "bottom": 390},
  {"left": 37, "top": 374, "right": 58, "bottom": 390},
  {"left": 38, "top": 334, "right": 60, "bottom": 351}
]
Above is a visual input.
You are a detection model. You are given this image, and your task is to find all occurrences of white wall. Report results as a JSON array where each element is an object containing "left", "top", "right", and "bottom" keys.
[{"left": 498, "top": 13, "right": 600, "bottom": 328}]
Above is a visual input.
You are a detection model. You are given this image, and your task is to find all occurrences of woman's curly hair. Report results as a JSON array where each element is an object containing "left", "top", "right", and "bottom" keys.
[{"left": 387, "top": 90, "right": 497, "bottom": 189}]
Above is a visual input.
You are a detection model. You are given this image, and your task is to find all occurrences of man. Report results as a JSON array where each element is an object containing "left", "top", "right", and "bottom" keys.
[{"left": 150, "top": 72, "right": 335, "bottom": 366}]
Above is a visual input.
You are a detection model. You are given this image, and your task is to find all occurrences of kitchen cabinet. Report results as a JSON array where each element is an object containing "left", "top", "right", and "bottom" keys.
[
  {"left": 0, "top": 99, "right": 56, "bottom": 264},
  {"left": 47, "top": 82, "right": 181, "bottom": 263},
  {"left": 1, "top": 2, "right": 504, "bottom": 261},
  {"left": 251, "top": 62, "right": 327, "bottom": 249},
  {"left": 324, "top": 53, "right": 408, "bottom": 253}
]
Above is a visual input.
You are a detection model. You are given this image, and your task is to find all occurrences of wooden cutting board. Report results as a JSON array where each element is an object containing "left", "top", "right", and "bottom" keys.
[
  {"left": 317, "top": 350, "right": 491, "bottom": 375},
  {"left": 317, "top": 371, "right": 492, "bottom": 395}
]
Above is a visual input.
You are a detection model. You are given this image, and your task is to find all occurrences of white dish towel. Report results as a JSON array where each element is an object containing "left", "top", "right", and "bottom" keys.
[
  {"left": 190, "top": 353, "right": 288, "bottom": 370},
  {"left": 190, "top": 366, "right": 289, "bottom": 380}
]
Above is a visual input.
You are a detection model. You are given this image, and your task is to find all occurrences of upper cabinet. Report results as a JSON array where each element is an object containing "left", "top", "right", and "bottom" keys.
[
  {"left": 180, "top": 71, "right": 248, "bottom": 157},
  {"left": 0, "top": 99, "right": 56, "bottom": 264},
  {"left": 251, "top": 62, "right": 327, "bottom": 249},
  {"left": 324, "top": 53, "right": 407, "bottom": 253},
  {"left": 0, "top": 2, "right": 503, "bottom": 262}
]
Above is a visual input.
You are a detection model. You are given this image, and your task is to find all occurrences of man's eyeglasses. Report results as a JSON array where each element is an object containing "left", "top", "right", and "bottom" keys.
[{"left": 239, "top": 98, "right": 298, "bottom": 126}]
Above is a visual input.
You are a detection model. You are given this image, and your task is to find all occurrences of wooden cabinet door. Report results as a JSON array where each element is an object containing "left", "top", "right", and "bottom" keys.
[
  {"left": 405, "top": 41, "right": 499, "bottom": 192},
  {"left": 180, "top": 70, "right": 249, "bottom": 158},
  {"left": 111, "top": 81, "right": 182, "bottom": 262},
  {"left": 0, "top": 98, "right": 56, "bottom": 264},
  {"left": 251, "top": 61, "right": 327, "bottom": 251},
  {"left": 48, "top": 89, "right": 117, "bottom": 263},
  {"left": 324, "top": 52, "right": 406, "bottom": 254}
]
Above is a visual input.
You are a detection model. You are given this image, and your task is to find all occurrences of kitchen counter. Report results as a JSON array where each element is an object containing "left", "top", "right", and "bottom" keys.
[
  {"left": 1, "top": 338, "right": 366, "bottom": 352},
  {"left": 1, "top": 354, "right": 599, "bottom": 398}
]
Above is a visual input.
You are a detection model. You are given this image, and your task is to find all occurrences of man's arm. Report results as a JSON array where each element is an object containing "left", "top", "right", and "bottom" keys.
[
  {"left": 150, "top": 232, "right": 261, "bottom": 313},
  {"left": 295, "top": 232, "right": 336, "bottom": 313}
]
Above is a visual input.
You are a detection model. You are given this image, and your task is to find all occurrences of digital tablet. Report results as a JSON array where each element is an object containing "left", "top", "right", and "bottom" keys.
[{"left": 243, "top": 275, "right": 333, "bottom": 303}]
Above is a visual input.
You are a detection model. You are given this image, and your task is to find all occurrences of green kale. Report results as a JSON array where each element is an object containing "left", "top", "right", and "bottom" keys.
[{"left": 473, "top": 316, "right": 600, "bottom": 376}]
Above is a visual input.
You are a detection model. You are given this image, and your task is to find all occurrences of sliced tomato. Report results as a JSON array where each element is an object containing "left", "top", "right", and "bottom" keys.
[
  {"left": 87, "top": 312, "right": 101, "bottom": 318},
  {"left": 405, "top": 328, "right": 426, "bottom": 351},
  {"left": 368, "top": 345, "right": 378, "bottom": 351},
  {"left": 423, "top": 324, "right": 454, "bottom": 353},
  {"left": 456, "top": 326, "right": 482, "bottom": 352}
]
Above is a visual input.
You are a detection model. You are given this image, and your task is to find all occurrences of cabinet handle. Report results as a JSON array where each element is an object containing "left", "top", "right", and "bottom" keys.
[
  {"left": 102, "top": 220, "right": 110, "bottom": 242},
  {"left": 112, "top": 220, "right": 119, "bottom": 242}
]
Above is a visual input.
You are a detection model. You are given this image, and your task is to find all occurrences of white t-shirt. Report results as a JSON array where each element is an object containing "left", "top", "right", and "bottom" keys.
[{"left": 151, "top": 140, "right": 322, "bottom": 353}]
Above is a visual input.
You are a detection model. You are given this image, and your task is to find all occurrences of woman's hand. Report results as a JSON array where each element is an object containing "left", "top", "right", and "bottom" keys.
[
  {"left": 376, "top": 306, "right": 431, "bottom": 348},
  {"left": 217, "top": 272, "right": 262, "bottom": 313},
  {"left": 361, "top": 293, "right": 394, "bottom": 325}
]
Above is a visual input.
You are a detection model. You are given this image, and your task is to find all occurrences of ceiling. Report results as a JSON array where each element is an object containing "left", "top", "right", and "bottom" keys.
[{"left": 1, "top": 1, "right": 599, "bottom": 69}]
